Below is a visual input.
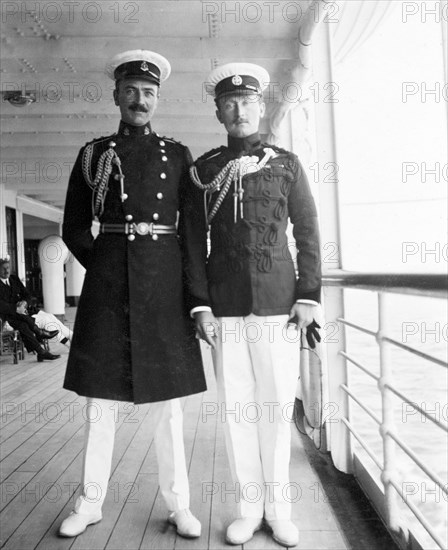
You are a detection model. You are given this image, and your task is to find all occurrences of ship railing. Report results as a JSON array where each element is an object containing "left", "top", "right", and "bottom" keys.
[{"left": 322, "top": 271, "right": 447, "bottom": 550}]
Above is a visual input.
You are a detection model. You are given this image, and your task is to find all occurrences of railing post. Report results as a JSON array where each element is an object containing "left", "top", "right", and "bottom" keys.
[
  {"left": 377, "top": 292, "right": 400, "bottom": 534},
  {"left": 323, "top": 286, "right": 351, "bottom": 472},
  {"left": 313, "top": 20, "right": 351, "bottom": 472}
]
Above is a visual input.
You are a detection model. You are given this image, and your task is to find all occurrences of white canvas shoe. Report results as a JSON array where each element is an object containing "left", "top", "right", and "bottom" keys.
[
  {"left": 226, "top": 517, "right": 263, "bottom": 545},
  {"left": 59, "top": 511, "right": 102, "bottom": 537},
  {"left": 168, "top": 509, "right": 201, "bottom": 538},
  {"left": 266, "top": 519, "right": 299, "bottom": 547}
]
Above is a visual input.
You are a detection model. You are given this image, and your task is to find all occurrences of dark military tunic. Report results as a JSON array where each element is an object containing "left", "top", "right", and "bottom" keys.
[
  {"left": 63, "top": 121, "right": 206, "bottom": 404},
  {"left": 181, "top": 133, "right": 321, "bottom": 316}
]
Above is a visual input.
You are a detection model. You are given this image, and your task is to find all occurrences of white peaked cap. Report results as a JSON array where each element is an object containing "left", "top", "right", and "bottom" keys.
[
  {"left": 105, "top": 50, "right": 171, "bottom": 84},
  {"left": 207, "top": 62, "right": 270, "bottom": 97}
]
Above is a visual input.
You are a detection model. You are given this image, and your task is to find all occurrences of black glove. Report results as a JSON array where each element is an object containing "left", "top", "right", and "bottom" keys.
[
  {"left": 288, "top": 317, "right": 321, "bottom": 349},
  {"left": 306, "top": 320, "right": 321, "bottom": 349}
]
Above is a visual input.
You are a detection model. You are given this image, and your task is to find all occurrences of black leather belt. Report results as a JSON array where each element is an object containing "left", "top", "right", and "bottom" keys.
[{"left": 100, "top": 222, "right": 177, "bottom": 236}]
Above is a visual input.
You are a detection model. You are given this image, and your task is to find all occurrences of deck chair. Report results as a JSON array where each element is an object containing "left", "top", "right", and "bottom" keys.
[{"left": 0, "top": 319, "right": 25, "bottom": 364}]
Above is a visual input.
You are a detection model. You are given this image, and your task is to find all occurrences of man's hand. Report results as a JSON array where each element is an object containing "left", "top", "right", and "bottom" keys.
[
  {"left": 193, "top": 311, "right": 219, "bottom": 349},
  {"left": 288, "top": 303, "right": 321, "bottom": 349},
  {"left": 288, "top": 303, "right": 315, "bottom": 329},
  {"left": 16, "top": 301, "right": 28, "bottom": 315}
]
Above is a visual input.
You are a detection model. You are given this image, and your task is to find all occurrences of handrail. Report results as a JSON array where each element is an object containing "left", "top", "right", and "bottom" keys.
[
  {"left": 389, "top": 478, "right": 448, "bottom": 550},
  {"left": 323, "top": 270, "right": 447, "bottom": 298},
  {"left": 382, "top": 335, "right": 447, "bottom": 368},
  {"left": 322, "top": 271, "right": 447, "bottom": 549},
  {"left": 340, "top": 384, "right": 381, "bottom": 424},
  {"left": 383, "top": 383, "right": 448, "bottom": 432},
  {"left": 340, "top": 417, "right": 383, "bottom": 470},
  {"left": 340, "top": 351, "right": 379, "bottom": 381}
]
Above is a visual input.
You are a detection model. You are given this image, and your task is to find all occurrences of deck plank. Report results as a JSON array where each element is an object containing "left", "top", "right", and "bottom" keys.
[
  {"left": 1, "top": 391, "right": 79, "bottom": 460},
  {"left": 2, "top": 402, "right": 143, "bottom": 550},
  {"left": 71, "top": 404, "right": 150, "bottom": 550},
  {"left": 174, "top": 374, "right": 216, "bottom": 550},
  {"left": 1, "top": 362, "right": 63, "bottom": 404},
  {"left": 1, "top": 335, "right": 395, "bottom": 550}
]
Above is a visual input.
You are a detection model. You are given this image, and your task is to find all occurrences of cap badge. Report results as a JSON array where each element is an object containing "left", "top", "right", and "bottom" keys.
[
  {"left": 232, "top": 75, "right": 243, "bottom": 86},
  {"left": 141, "top": 61, "right": 149, "bottom": 72}
]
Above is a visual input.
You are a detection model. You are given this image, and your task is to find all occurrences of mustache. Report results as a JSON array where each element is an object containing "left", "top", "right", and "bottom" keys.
[
  {"left": 129, "top": 104, "right": 149, "bottom": 113},
  {"left": 234, "top": 118, "right": 248, "bottom": 124}
]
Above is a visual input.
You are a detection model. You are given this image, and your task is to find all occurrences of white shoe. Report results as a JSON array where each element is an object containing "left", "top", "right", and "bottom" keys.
[
  {"left": 59, "top": 511, "right": 102, "bottom": 537},
  {"left": 226, "top": 518, "right": 263, "bottom": 545},
  {"left": 168, "top": 509, "right": 201, "bottom": 538},
  {"left": 266, "top": 519, "right": 299, "bottom": 547}
]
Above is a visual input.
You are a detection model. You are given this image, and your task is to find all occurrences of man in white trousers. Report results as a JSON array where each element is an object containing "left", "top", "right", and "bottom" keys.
[
  {"left": 182, "top": 63, "right": 321, "bottom": 547},
  {"left": 59, "top": 50, "right": 206, "bottom": 538}
]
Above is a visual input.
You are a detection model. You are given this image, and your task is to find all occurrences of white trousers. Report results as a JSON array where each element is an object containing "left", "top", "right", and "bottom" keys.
[
  {"left": 212, "top": 314, "right": 300, "bottom": 521},
  {"left": 33, "top": 311, "right": 73, "bottom": 343},
  {"left": 75, "top": 397, "right": 190, "bottom": 515}
]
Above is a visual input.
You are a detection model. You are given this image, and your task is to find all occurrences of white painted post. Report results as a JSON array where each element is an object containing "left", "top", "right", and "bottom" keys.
[
  {"left": 38, "top": 235, "right": 69, "bottom": 315},
  {"left": 65, "top": 254, "right": 86, "bottom": 305},
  {"left": 312, "top": 21, "right": 351, "bottom": 472},
  {"left": 15, "top": 209, "right": 25, "bottom": 282},
  {"left": 377, "top": 293, "right": 400, "bottom": 532},
  {"left": 0, "top": 185, "right": 6, "bottom": 259}
]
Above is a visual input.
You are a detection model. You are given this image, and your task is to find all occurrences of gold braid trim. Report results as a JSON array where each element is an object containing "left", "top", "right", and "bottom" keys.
[
  {"left": 190, "top": 161, "right": 239, "bottom": 225},
  {"left": 189, "top": 149, "right": 276, "bottom": 226},
  {"left": 82, "top": 143, "right": 119, "bottom": 218}
]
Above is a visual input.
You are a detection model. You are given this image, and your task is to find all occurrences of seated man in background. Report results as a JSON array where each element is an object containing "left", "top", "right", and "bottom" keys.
[
  {"left": 16, "top": 301, "right": 72, "bottom": 346},
  {"left": 0, "top": 258, "right": 60, "bottom": 361}
]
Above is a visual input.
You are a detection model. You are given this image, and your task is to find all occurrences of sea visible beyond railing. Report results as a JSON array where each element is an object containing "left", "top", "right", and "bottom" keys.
[{"left": 323, "top": 271, "right": 447, "bottom": 550}]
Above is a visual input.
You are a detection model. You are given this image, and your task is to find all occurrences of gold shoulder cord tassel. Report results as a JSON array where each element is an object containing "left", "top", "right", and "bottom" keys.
[
  {"left": 190, "top": 148, "right": 276, "bottom": 226},
  {"left": 82, "top": 142, "right": 124, "bottom": 217}
]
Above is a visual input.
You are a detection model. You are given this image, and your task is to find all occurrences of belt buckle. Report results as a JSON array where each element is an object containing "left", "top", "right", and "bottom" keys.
[{"left": 135, "top": 222, "right": 153, "bottom": 236}]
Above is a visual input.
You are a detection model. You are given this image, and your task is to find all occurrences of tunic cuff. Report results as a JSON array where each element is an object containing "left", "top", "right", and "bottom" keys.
[{"left": 190, "top": 306, "right": 212, "bottom": 318}]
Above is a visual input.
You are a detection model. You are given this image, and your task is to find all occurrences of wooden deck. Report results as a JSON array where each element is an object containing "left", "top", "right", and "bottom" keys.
[{"left": 1, "top": 312, "right": 397, "bottom": 550}]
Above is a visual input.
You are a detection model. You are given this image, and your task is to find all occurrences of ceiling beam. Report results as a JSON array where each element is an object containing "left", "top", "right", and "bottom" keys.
[
  {"left": 1, "top": 115, "right": 245, "bottom": 135},
  {"left": 1, "top": 117, "right": 268, "bottom": 136},
  {"left": 0, "top": 126, "right": 233, "bottom": 148},
  {"left": 0, "top": 99, "right": 216, "bottom": 117},
  {"left": 2, "top": 37, "right": 298, "bottom": 60},
  {"left": 1, "top": 135, "right": 226, "bottom": 159}
]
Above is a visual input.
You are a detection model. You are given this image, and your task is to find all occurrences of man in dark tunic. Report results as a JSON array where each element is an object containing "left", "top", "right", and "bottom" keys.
[
  {"left": 59, "top": 50, "right": 206, "bottom": 539},
  {"left": 182, "top": 63, "right": 321, "bottom": 547}
]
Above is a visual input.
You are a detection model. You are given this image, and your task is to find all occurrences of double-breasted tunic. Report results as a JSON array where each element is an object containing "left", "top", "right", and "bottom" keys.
[
  {"left": 181, "top": 134, "right": 322, "bottom": 316},
  {"left": 63, "top": 121, "right": 206, "bottom": 404}
]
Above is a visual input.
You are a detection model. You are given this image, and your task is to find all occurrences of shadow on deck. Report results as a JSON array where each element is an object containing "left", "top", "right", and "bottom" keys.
[{"left": 0, "top": 310, "right": 397, "bottom": 550}]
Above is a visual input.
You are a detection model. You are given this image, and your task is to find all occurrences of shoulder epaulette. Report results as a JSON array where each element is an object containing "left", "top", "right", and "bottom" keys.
[
  {"left": 157, "top": 134, "right": 185, "bottom": 148},
  {"left": 195, "top": 146, "right": 226, "bottom": 164},
  {"left": 262, "top": 143, "right": 294, "bottom": 157},
  {"left": 84, "top": 134, "right": 116, "bottom": 148}
]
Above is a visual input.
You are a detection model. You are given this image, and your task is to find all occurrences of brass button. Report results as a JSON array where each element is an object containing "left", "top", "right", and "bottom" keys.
[
  {"left": 157, "top": 192, "right": 163, "bottom": 200},
  {"left": 125, "top": 215, "right": 133, "bottom": 222},
  {"left": 128, "top": 234, "right": 136, "bottom": 242},
  {"left": 160, "top": 173, "right": 167, "bottom": 180},
  {"left": 153, "top": 213, "right": 160, "bottom": 221},
  {"left": 162, "top": 156, "right": 168, "bottom": 162},
  {"left": 122, "top": 193, "right": 129, "bottom": 200},
  {"left": 152, "top": 234, "right": 159, "bottom": 241},
  {"left": 159, "top": 140, "right": 165, "bottom": 146},
  {"left": 160, "top": 149, "right": 166, "bottom": 153},
  {"left": 109, "top": 141, "right": 116, "bottom": 148}
]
